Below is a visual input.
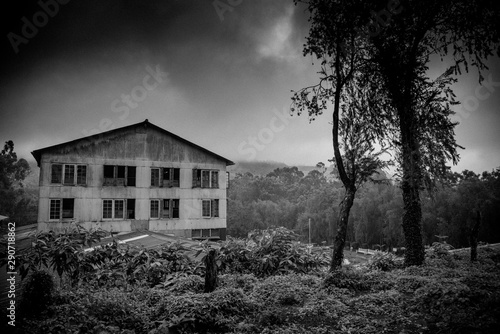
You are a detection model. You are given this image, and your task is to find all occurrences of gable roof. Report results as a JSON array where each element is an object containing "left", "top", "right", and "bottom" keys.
[{"left": 31, "top": 119, "right": 234, "bottom": 166}]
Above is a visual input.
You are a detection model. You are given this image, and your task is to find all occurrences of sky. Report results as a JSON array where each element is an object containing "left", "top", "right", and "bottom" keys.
[{"left": 1, "top": 0, "right": 499, "bottom": 174}]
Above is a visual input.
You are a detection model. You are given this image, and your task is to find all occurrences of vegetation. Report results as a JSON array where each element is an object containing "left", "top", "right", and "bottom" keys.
[
  {"left": 228, "top": 166, "right": 500, "bottom": 252},
  {"left": 7, "top": 226, "right": 500, "bottom": 333},
  {"left": 0, "top": 140, "right": 37, "bottom": 229}
]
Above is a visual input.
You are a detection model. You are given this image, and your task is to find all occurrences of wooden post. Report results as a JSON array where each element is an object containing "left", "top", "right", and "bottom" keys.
[{"left": 204, "top": 248, "right": 218, "bottom": 293}]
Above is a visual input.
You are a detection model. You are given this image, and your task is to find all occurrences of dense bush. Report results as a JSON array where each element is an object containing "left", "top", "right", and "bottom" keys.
[
  {"left": 368, "top": 251, "right": 404, "bottom": 271},
  {"left": 19, "top": 270, "right": 55, "bottom": 318},
  {"left": 323, "top": 267, "right": 370, "bottom": 294},
  {"left": 14, "top": 230, "right": 500, "bottom": 334},
  {"left": 153, "top": 287, "right": 257, "bottom": 333},
  {"left": 215, "top": 228, "right": 329, "bottom": 278}
]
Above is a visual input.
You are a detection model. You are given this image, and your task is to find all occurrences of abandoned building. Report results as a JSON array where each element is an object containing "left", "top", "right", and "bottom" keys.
[{"left": 31, "top": 119, "right": 234, "bottom": 240}]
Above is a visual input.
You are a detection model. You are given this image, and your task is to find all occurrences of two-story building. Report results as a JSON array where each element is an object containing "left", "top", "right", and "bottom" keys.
[{"left": 31, "top": 119, "right": 233, "bottom": 240}]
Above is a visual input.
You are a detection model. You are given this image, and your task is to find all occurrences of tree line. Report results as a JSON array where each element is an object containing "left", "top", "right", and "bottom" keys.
[{"left": 227, "top": 166, "right": 500, "bottom": 250}]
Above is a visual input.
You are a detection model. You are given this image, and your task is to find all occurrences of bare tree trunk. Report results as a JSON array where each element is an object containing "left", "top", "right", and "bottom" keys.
[
  {"left": 469, "top": 211, "right": 481, "bottom": 262},
  {"left": 204, "top": 248, "right": 217, "bottom": 293},
  {"left": 331, "top": 187, "right": 356, "bottom": 270}
]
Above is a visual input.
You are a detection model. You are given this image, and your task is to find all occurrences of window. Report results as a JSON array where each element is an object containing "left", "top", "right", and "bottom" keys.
[
  {"left": 201, "top": 170, "right": 210, "bottom": 188},
  {"left": 103, "top": 165, "right": 136, "bottom": 186},
  {"left": 103, "top": 199, "right": 127, "bottom": 219},
  {"left": 211, "top": 199, "right": 219, "bottom": 218},
  {"left": 62, "top": 199, "right": 74, "bottom": 218},
  {"left": 49, "top": 199, "right": 74, "bottom": 220},
  {"left": 127, "top": 199, "right": 136, "bottom": 219},
  {"left": 51, "top": 164, "right": 62, "bottom": 184},
  {"left": 77, "top": 166, "right": 87, "bottom": 185},
  {"left": 192, "top": 169, "right": 219, "bottom": 188},
  {"left": 51, "top": 164, "right": 86, "bottom": 185},
  {"left": 102, "top": 200, "right": 113, "bottom": 219},
  {"left": 202, "top": 200, "right": 211, "bottom": 218},
  {"left": 63, "top": 165, "right": 75, "bottom": 185},
  {"left": 151, "top": 167, "right": 180, "bottom": 187},
  {"left": 152, "top": 199, "right": 180, "bottom": 219},
  {"left": 192, "top": 228, "right": 222, "bottom": 240},
  {"left": 202, "top": 199, "right": 219, "bottom": 218},
  {"left": 211, "top": 171, "right": 219, "bottom": 188},
  {"left": 114, "top": 200, "right": 124, "bottom": 219},
  {"left": 49, "top": 199, "right": 61, "bottom": 220},
  {"left": 127, "top": 167, "right": 136, "bottom": 186},
  {"left": 151, "top": 168, "right": 160, "bottom": 187},
  {"left": 150, "top": 200, "right": 160, "bottom": 219},
  {"left": 172, "top": 199, "right": 179, "bottom": 218}
]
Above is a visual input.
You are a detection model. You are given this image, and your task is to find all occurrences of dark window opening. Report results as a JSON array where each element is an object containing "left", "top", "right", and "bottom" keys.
[
  {"left": 152, "top": 167, "right": 180, "bottom": 187},
  {"left": 117, "top": 166, "right": 126, "bottom": 178},
  {"left": 62, "top": 199, "right": 74, "bottom": 219},
  {"left": 172, "top": 199, "right": 179, "bottom": 218},
  {"left": 104, "top": 165, "right": 136, "bottom": 186},
  {"left": 104, "top": 165, "right": 114, "bottom": 178},
  {"left": 127, "top": 199, "right": 136, "bottom": 219},
  {"left": 127, "top": 166, "right": 136, "bottom": 186}
]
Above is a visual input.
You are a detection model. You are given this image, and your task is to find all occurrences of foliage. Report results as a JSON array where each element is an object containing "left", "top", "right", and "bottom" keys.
[
  {"left": 17, "top": 246, "right": 500, "bottom": 334},
  {"left": 367, "top": 251, "right": 403, "bottom": 271},
  {"left": 152, "top": 287, "right": 257, "bottom": 333},
  {"left": 19, "top": 270, "right": 55, "bottom": 318},
  {"left": 227, "top": 166, "right": 500, "bottom": 251},
  {"left": 0, "top": 140, "right": 36, "bottom": 228}
]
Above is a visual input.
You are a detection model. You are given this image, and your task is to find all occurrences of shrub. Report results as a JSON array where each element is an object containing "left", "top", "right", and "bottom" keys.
[
  {"left": 161, "top": 274, "right": 204, "bottom": 294},
  {"left": 153, "top": 287, "right": 257, "bottom": 332},
  {"left": 368, "top": 251, "right": 403, "bottom": 271},
  {"left": 19, "top": 270, "right": 55, "bottom": 318},
  {"left": 252, "top": 274, "right": 319, "bottom": 307},
  {"left": 219, "top": 273, "right": 259, "bottom": 292},
  {"left": 323, "top": 267, "right": 369, "bottom": 293}
]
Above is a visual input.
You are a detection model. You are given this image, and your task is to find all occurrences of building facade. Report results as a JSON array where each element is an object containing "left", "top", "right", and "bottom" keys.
[{"left": 31, "top": 119, "right": 233, "bottom": 240}]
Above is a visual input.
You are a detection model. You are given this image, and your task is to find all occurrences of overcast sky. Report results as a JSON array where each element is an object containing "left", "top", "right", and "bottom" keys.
[{"left": 1, "top": 0, "right": 499, "bottom": 174}]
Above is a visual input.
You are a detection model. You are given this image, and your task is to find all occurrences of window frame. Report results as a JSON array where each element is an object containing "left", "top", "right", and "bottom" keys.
[
  {"left": 152, "top": 198, "right": 180, "bottom": 219},
  {"left": 49, "top": 198, "right": 75, "bottom": 221},
  {"left": 150, "top": 199, "right": 160, "bottom": 219},
  {"left": 103, "top": 165, "right": 136, "bottom": 187},
  {"left": 192, "top": 169, "right": 220, "bottom": 188},
  {"left": 192, "top": 228, "right": 222, "bottom": 240},
  {"left": 102, "top": 199, "right": 128, "bottom": 220},
  {"left": 51, "top": 163, "right": 87, "bottom": 186},
  {"left": 150, "top": 167, "right": 180, "bottom": 188}
]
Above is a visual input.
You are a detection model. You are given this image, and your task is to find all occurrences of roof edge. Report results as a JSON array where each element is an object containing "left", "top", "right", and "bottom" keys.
[{"left": 32, "top": 119, "right": 234, "bottom": 167}]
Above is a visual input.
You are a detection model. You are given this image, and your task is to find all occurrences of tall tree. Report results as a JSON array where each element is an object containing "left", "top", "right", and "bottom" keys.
[
  {"left": 294, "top": 0, "right": 500, "bottom": 266},
  {"left": 365, "top": 0, "right": 499, "bottom": 265},
  {"left": 292, "top": 0, "right": 391, "bottom": 269}
]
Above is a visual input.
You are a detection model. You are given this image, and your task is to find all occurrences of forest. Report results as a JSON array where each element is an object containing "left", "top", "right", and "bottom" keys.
[{"left": 227, "top": 166, "right": 500, "bottom": 250}]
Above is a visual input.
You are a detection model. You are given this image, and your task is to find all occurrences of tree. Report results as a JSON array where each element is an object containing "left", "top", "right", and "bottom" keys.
[
  {"left": 0, "top": 140, "right": 31, "bottom": 225},
  {"left": 294, "top": 0, "right": 500, "bottom": 266},
  {"left": 292, "top": 0, "right": 393, "bottom": 269}
]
